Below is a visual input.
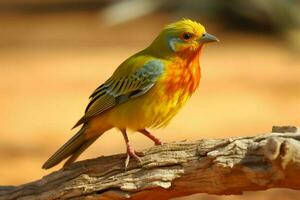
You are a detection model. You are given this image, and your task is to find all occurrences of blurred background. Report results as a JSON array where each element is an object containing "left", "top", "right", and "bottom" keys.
[{"left": 0, "top": 0, "right": 300, "bottom": 199}]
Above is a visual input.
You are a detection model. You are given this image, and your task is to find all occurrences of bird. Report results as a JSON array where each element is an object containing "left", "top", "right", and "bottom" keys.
[{"left": 42, "top": 18, "right": 218, "bottom": 170}]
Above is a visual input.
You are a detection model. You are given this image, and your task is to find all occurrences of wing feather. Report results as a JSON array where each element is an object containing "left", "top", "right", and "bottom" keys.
[{"left": 73, "top": 60, "right": 164, "bottom": 128}]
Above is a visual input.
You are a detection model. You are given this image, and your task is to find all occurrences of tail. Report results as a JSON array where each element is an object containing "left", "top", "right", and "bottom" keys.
[{"left": 42, "top": 125, "right": 99, "bottom": 169}]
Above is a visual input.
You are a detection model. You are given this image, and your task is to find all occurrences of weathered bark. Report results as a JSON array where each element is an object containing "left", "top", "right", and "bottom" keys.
[{"left": 1, "top": 126, "right": 300, "bottom": 200}]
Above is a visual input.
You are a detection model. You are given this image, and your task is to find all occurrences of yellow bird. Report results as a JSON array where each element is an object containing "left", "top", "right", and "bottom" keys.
[{"left": 42, "top": 19, "right": 218, "bottom": 169}]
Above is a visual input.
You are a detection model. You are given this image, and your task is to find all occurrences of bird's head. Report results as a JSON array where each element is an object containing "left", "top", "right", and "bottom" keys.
[{"left": 148, "top": 19, "right": 218, "bottom": 57}]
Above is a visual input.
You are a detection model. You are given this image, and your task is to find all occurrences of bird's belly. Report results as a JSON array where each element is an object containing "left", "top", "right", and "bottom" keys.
[{"left": 106, "top": 83, "right": 192, "bottom": 131}]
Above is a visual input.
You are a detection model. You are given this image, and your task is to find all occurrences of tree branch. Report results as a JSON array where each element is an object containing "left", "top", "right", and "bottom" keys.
[{"left": 1, "top": 126, "right": 300, "bottom": 200}]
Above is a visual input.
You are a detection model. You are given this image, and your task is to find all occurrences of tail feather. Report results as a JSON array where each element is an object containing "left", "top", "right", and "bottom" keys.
[
  {"left": 63, "top": 135, "right": 100, "bottom": 168},
  {"left": 42, "top": 126, "right": 88, "bottom": 169}
]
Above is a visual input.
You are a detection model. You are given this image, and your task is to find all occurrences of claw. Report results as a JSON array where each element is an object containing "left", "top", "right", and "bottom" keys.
[
  {"left": 154, "top": 139, "right": 162, "bottom": 146},
  {"left": 124, "top": 144, "right": 142, "bottom": 170},
  {"left": 125, "top": 154, "right": 130, "bottom": 170}
]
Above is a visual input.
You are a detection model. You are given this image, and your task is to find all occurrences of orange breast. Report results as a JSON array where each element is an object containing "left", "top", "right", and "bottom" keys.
[{"left": 164, "top": 48, "right": 201, "bottom": 97}]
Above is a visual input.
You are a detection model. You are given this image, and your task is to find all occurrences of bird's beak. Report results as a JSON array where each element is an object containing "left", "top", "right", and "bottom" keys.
[{"left": 198, "top": 33, "right": 219, "bottom": 44}]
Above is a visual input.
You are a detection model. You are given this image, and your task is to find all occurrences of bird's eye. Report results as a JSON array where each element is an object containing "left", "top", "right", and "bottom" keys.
[{"left": 181, "top": 32, "right": 194, "bottom": 41}]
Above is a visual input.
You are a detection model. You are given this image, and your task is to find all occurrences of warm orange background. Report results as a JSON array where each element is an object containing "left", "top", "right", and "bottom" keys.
[{"left": 0, "top": 11, "right": 299, "bottom": 199}]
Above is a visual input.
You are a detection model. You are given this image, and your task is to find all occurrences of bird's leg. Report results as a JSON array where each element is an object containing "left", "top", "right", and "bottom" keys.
[
  {"left": 138, "top": 129, "right": 162, "bottom": 145},
  {"left": 121, "top": 129, "right": 141, "bottom": 169}
]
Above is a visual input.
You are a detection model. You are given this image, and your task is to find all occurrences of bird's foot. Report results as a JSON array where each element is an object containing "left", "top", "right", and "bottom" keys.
[
  {"left": 124, "top": 144, "right": 141, "bottom": 170},
  {"left": 138, "top": 129, "right": 163, "bottom": 146},
  {"left": 154, "top": 138, "right": 162, "bottom": 146}
]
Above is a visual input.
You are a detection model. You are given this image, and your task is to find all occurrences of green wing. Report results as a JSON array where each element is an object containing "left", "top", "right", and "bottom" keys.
[{"left": 73, "top": 60, "right": 164, "bottom": 128}]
